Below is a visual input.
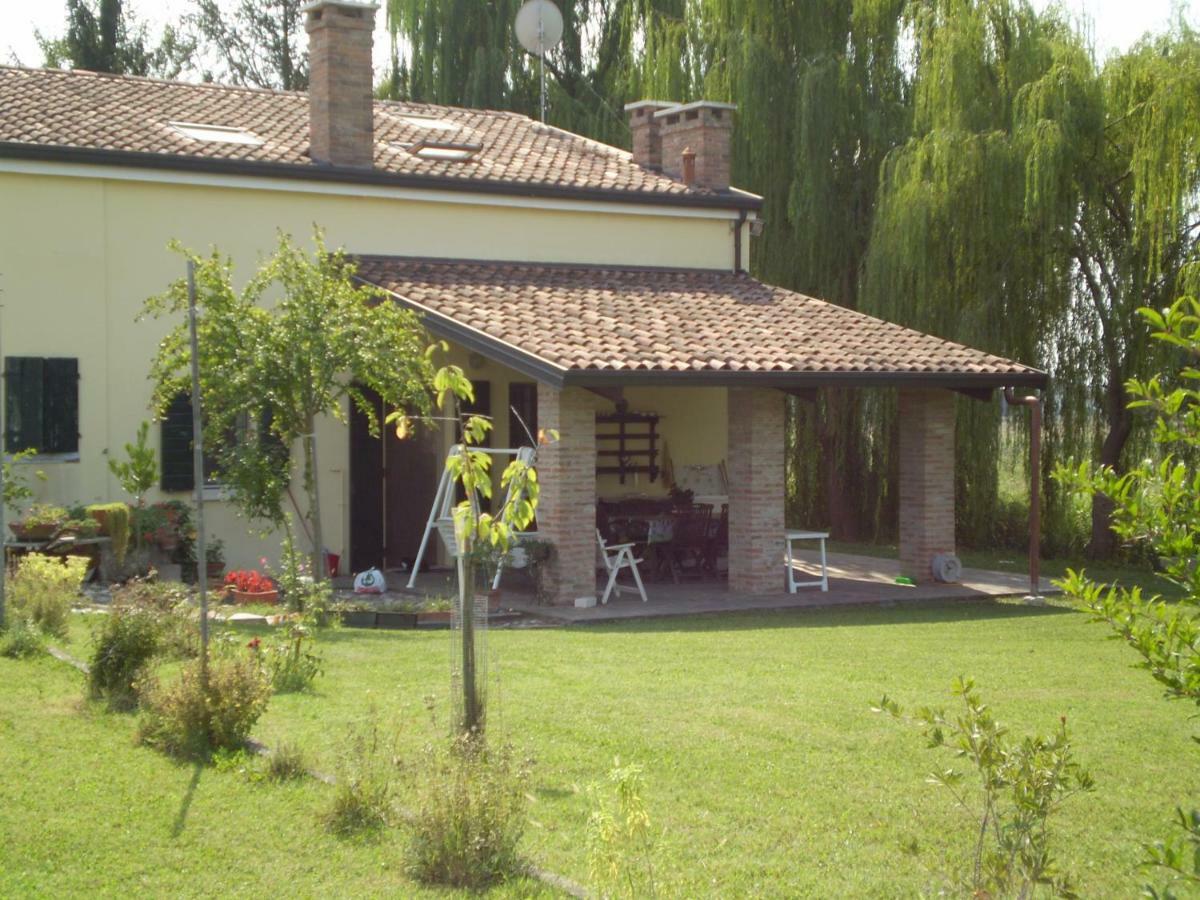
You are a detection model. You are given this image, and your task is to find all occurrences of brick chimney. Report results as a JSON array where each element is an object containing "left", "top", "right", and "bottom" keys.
[
  {"left": 623, "top": 100, "right": 677, "bottom": 171},
  {"left": 304, "top": 0, "right": 377, "bottom": 168},
  {"left": 654, "top": 101, "right": 735, "bottom": 190}
]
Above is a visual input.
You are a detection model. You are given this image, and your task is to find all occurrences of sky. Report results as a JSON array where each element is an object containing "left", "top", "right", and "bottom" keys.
[{"left": 0, "top": 0, "right": 1194, "bottom": 72}]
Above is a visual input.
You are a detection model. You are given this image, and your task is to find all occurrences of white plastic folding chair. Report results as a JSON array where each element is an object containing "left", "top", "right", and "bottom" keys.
[{"left": 596, "top": 529, "right": 648, "bottom": 604}]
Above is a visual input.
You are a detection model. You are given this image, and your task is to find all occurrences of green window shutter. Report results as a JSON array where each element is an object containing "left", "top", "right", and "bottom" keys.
[
  {"left": 259, "top": 406, "right": 290, "bottom": 472},
  {"left": 4, "top": 357, "right": 45, "bottom": 453},
  {"left": 161, "top": 392, "right": 195, "bottom": 492},
  {"left": 42, "top": 358, "right": 79, "bottom": 454}
]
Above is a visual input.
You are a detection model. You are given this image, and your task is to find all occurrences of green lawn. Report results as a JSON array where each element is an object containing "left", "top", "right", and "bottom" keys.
[{"left": 5, "top": 598, "right": 1198, "bottom": 896}]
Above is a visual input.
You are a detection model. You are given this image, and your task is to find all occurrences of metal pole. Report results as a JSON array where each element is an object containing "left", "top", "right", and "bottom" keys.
[
  {"left": 1004, "top": 387, "right": 1043, "bottom": 600},
  {"left": 187, "top": 261, "right": 209, "bottom": 665},
  {"left": 539, "top": 17, "right": 546, "bottom": 123}
]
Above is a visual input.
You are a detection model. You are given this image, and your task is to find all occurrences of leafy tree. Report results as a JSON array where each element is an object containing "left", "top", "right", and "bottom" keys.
[
  {"left": 1057, "top": 296, "right": 1200, "bottom": 896},
  {"left": 143, "top": 229, "right": 433, "bottom": 582},
  {"left": 38, "top": 0, "right": 194, "bottom": 78},
  {"left": 187, "top": 0, "right": 308, "bottom": 90},
  {"left": 390, "top": 363, "right": 550, "bottom": 735},
  {"left": 864, "top": 5, "right": 1200, "bottom": 557}
]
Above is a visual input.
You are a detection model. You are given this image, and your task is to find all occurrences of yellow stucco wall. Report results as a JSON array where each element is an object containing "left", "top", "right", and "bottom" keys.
[
  {"left": 594, "top": 387, "right": 728, "bottom": 499},
  {"left": 0, "top": 167, "right": 739, "bottom": 571}
]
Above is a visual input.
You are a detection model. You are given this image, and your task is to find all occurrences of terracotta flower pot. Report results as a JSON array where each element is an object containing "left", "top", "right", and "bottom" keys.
[
  {"left": 229, "top": 588, "right": 280, "bottom": 606},
  {"left": 206, "top": 561, "right": 225, "bottom": 580},
  {"left": 9, "top": 522, "right": 58, "bottom": 542}
]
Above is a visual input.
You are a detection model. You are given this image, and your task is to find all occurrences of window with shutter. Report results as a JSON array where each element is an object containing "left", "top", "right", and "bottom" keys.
[
  {"left": 161, "top": 393, "right": 289, "bottom": 492},
  {"left": 160, "top": 393, "right": 195, "bottom": 491},
  {"left": 4, "top": 356, "right": 79, "bottom": 455}
]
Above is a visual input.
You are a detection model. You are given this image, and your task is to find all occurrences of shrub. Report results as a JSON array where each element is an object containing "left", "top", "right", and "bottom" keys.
[
  {"left": 874, "top": 676, "right": 1094, "bottom": 898},
  {"left": 251, "top": 625, "right": 323, "bottom": 693},
  {"left": 405, "top": 734, "right": 530, "bottom": 888},
  {"left": 587, "top": 759, "right": 658, "bottom": 899},
  {"left": 265, "top": 741, "right": 309, "bottom": 782},
  {"left": 0, "top": 615, "right": 46, "bottom": 659},
  {"left": 8, "top": 553, "right": 89, "bottom": 639},
  {"left": 323, "top": 714, "right": 396, "bottom": 837},
  {"left": 110, "top": 578, "right": 198, "bottom": 660},
  {"left": 137, "top": 656, "right": 271, "bottom": 760},
  {"left": 88, "top": 605, "right": 161, "bottom": 710}
]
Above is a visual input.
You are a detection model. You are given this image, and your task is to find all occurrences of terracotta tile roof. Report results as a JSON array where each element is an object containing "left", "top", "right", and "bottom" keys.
[
  {"left": 354, "top": 257, "right": 1046, "bottom": 387},
  {"left": 0, "top": 66, "right": 757, "bottom": 206}
]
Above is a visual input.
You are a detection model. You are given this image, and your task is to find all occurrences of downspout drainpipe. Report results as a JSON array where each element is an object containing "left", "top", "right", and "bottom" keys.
[
  {"left": 1004, "top": 387, "right": 1043, "bottom": 600},
  {"left": 733, "top": 210, "right": 747, "bottom": 273}
]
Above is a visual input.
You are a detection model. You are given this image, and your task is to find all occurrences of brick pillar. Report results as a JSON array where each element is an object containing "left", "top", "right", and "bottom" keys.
[
  {"left": 727, "top": 388, "right": 785, "bottom": 594},
  {"left": 898, "top": 389, "right": 956, "bottom": 583},
  {"left": 536, "top": 384, "right": 597, "bottom": 604}
]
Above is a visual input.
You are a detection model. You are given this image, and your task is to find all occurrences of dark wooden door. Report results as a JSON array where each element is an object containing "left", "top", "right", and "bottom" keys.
[
  {"left": 349, "top": 388, "right": 441, "bottom": 573},
  {"left": 384, "top": 413, "right": 440, "bottom": 570},
  {"left": 349, "top": 391, "right": 384, "bottom": 572}
]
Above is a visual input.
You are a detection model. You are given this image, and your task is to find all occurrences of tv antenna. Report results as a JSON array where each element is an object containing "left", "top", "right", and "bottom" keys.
[{"left": 514, "top": 0, "right": 563, "bottom": 123}]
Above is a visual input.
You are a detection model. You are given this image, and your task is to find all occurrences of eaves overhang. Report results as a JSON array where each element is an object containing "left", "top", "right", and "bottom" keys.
[{"left": 0, "top": 141, "right": 765, "bottom": 213}]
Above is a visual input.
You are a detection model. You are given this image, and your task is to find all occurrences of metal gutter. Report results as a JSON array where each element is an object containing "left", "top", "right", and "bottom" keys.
[
  {"left": 563, "top": 368, "right": 1049, "bottom": 390},
  {"left": 0, "top": 141, "right": 765, "bottom": 212}
]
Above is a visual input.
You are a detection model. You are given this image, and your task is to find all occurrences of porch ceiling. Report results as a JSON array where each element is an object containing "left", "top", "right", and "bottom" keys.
[{"left": 354, "top": 256, "right": 1048, "bottom": 390}]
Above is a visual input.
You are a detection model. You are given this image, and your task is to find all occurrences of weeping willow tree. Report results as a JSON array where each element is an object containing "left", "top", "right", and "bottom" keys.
[
  {"left": 865, "top": 2, "right": 1200, "bottom": 556},
  {"left": 382, "top": 0, "right": 667, "bottom": 144}
]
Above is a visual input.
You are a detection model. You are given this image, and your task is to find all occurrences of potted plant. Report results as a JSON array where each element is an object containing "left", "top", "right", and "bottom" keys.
[
  {"left": 60, "top": 517, "right": 101, "bottom": 538},
  {"left": 223, "top": 569, "right": 279, "bottom": 605},
  {"left": 376, "top": 600, "right": 418, "bottom": 630},
  {"left": 151, "top": 500, "right": 189, "bottom": 552},
  {"left": 85, "top": 502, "right": 130, "bottom": 566},
  {"left": 9, "top": 503, "right": 69, "bottom": 541},
  {"left": 338, "top": 603, "right": 378, "bottom": 628},
  {"left": 205, "top": 538, "right": 226, "bottom": 581}
]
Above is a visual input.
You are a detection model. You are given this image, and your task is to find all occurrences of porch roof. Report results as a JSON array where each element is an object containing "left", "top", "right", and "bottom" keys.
[{"left": 354, "top": 256, "right": 1047, "bottom": 390}]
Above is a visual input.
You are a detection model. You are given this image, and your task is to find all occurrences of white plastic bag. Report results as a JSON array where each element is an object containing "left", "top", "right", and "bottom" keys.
[{"left": 353, "top": 567, "right": 386, "bottom": 594}]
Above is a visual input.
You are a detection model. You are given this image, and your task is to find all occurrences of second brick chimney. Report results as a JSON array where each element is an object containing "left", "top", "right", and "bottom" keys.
[
  {"left": 654, "top": 101, "right": 735, "bottom": 190},
  {"left": 305, "top": 0, "right": 377, "bottom": 168}
]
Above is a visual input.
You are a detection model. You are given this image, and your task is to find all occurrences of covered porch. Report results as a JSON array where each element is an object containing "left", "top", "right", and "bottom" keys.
[{"left": 355, "top": 256, "right": 1048, "bottom": 607}]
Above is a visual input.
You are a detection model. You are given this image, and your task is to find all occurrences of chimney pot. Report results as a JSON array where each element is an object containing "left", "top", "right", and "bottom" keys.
[
  {"left": 681, "top": 148, "right": 696, "bottom": 186},
  {"left": 305, "top": 0, "right": 378, "bottom": 168},
  {"left": 654, "top": 100, "right": 736, "bottom": 191}
]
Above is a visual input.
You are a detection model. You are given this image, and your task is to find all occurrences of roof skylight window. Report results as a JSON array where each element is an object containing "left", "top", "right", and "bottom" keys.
[
  {"left": 170, "top": 121, "right": 264, "bottom": 146},
  {"left": 410, "top": 140, "right": 482, "bottom": 162},
  {"left": 396, "top": 113, "right": 459, "bottom": 131}
]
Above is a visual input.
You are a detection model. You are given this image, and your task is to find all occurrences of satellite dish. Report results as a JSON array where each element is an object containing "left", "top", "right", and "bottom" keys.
[{"left": 515, "top": 0, "right": 563, "bottom": 58}]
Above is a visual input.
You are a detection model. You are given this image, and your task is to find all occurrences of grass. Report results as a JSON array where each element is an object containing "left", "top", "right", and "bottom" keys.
[{"left": 4, "top": 591, "right": 1197, "bottom": 896}]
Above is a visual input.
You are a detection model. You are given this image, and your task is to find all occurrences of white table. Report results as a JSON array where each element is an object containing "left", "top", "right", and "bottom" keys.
[{"left": 785, "top": 530, "right": 829, "bottom": 592}]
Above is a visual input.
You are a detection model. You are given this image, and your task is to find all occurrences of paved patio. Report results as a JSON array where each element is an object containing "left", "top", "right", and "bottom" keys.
[{"left": 368, "top": 550, "right": 1058, "bottom": 624}]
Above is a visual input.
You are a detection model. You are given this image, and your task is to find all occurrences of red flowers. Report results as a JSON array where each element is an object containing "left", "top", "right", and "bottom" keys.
[
  {"left": 247, "top": 637, "right": 262, "bottom": 651},
  {"left": 225, "top": 569, "right": 274, "bottom": 594}
]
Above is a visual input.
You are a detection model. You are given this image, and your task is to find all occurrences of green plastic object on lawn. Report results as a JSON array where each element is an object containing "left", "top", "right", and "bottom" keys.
[{"left": 895, "top": 576, "right": 915, "bottom": 586}]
